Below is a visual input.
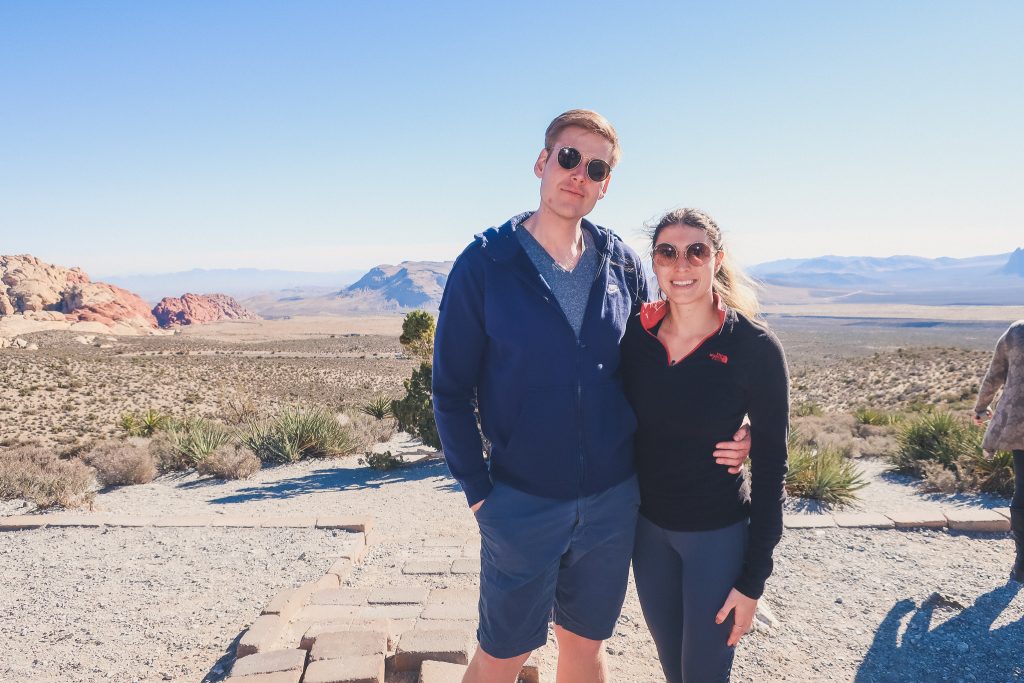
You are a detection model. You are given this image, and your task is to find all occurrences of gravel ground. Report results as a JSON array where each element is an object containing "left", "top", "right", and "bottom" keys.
[
  {"left": 3, "top": 439, "right": 1022, "bottom": 682},
  {"left": 0, "top": 526, "right": 351, "bottom": 683}
]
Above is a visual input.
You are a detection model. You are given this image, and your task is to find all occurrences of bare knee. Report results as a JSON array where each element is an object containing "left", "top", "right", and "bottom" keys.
[
  {"left": 554, "top": 624, "right": 605, "bottom": 657},
  {"left": 463, "top": 645, "right": 532, "bottom": 683}
]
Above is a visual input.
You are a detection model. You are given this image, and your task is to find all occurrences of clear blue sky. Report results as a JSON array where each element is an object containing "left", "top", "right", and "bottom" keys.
[{"left": 2, "top": 1, "right": 1021, "bottom": 276}]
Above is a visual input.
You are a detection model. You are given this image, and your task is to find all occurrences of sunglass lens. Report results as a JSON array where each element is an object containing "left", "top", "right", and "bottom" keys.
[
  {"left": 686, "top": 243, "right": 712, "bottom": 265},
  {"left": 586, "top": 159, "right": 611, "bottom": 182},
  {"left": 653, "top": 244, "right": 678, "bottom": 266},
  {"left": 557, "top": 147, "right": 582, "bottom": 171}
]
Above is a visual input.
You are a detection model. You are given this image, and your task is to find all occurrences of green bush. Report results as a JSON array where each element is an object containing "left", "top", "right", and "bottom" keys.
[
  {"left": 359, "top": 450, "right": 407, "bottom": 471},
  {"left": 962, "top": 449, "right": 1015, "bottom": 496},
  {"left": 392, "top": 361, "right": 441, "bottom": 450},
  {"left": 890, "top": 412, "right": 980, "bottom": 474},
  {"left": 785, "top": 435, "right": 868, "bottom": 507},
  {"left": 240, "top": 407, "right": 362, "bottom": 464}
]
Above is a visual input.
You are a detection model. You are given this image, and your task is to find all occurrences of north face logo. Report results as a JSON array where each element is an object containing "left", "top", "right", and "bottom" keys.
[{"left": 709, "top": 352, "right": 729, "bottom": 364}]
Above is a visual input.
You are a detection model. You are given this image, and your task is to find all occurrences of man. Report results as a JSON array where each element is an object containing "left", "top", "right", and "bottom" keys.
[{"left": 432, "top": 110, "right": 750, "bottom": 683}]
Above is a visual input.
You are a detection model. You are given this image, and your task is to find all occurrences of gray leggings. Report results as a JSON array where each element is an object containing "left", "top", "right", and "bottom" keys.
[{"left": 632, "top": 514, "right": 749, "bottom": 683}]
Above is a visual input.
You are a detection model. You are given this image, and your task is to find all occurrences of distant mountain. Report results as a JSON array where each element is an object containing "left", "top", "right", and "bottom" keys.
[
  {"left": 1001, "top": 248, "right": 1024, "bottom": 277},
  {"left": 751, "top": 250, "right": 1024, "bottom": 305},
  {"left": 341, "top": 261, "right": 452, "bottom": 308},
  {"left": 100, "top": 268, "right": 366, "bottom": 303},
  {"left": 241, "top": 261, "right": 454, "bottom": 318}
]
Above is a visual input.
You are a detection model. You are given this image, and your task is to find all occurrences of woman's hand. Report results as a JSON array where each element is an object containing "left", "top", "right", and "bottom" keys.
[
  {"left": 715, "top": 588, "right": 758, "bottom": 646},
  {"left": 973, "top": 408, "right": 991, "bottom": 426}
]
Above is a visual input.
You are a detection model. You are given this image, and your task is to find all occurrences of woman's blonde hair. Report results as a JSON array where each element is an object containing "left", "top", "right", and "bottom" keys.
[{"left": 647, "top": 208, "right": 761, "bottom": 319}]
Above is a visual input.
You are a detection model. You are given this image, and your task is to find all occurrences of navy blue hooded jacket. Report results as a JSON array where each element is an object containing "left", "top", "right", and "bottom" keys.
[{"left": 432, "top": 212, "right": 648, "bottom": 505}]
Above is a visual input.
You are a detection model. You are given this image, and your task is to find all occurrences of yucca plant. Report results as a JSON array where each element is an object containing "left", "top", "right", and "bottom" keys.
[
  {"left": 358, "top": 396, "right": 394, "bottom": 421},
  {"left": 119, "top": 412, "right": 143, "bottom": 437},
  {"left": 137, "top": 408, "right": 171, "bottom": 436},
  {"left": 963, "top": 449, "right": 1015, "bottom": 496},
  {"left": 890, "top": 411, "right": 981, "bottom": 474},
  {"left": 853, "top": 406, "right": 903, "bottom": 426},
  {"left": 786, "top": 440, "right": 868, "bottom": 507},
  {"left": 164, "top": 417, "right": 234, "bottom": 467},
  {"left": 241, "top": 407, "right": 361, "bottom": 464}
]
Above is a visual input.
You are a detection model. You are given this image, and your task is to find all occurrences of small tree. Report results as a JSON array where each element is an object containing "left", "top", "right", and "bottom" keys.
[
  {"left": 392, "top": 361, "right": 441, "bottom": 449},
  {"left": 400, "top": 310, "right": 435, "bottom": 361}
]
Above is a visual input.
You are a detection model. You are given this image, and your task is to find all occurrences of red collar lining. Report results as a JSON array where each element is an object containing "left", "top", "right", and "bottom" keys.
[{"left": 639, "top": 295, "right": 727, "bottom": 366}]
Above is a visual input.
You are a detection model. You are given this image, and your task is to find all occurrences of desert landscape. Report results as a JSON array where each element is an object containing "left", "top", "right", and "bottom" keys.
[{"left": 2, "top": 300, "right": 1023, "bottom": 682}]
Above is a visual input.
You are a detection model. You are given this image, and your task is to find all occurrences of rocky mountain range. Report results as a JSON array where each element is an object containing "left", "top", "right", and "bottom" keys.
[
  {"left": 101, "top": 268, "right": 366, "bottom": 302},
  {"left": 750, "top": 249, "right": 1024, "bottom": 305},
  {"left": 1, "top": 255, "right": 259, "bottom": 337}
]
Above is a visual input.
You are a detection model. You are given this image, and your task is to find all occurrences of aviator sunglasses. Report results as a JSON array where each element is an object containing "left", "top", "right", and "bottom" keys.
[
  {"left": 652, "top": 241, "right": 716, "bottom": 267},
  {"left": 555, "top": 146, "right": 612, "bottom": 182}
]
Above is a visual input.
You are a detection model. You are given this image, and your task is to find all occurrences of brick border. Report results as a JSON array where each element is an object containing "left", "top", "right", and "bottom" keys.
[
  {"left": 0, "top": 514, "right": 374, "bottom": 533},
  {"left": 783, "top": 508, "right": 1009, "bottom": 532}
]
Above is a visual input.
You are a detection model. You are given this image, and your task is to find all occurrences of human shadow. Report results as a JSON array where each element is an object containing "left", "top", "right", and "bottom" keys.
[
  {"left": 199, "top": 631, "right": 241, "bottom": 682},
  {"left": 206, "top": 458, "right": 460, "bottom": 504},
  {"left": 855, "top": 583, "right": 1024, "bottom": 682}
]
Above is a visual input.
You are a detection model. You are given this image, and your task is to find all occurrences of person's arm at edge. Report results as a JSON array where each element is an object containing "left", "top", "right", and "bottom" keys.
[
  {"left": 973, "top": 329, "right": 1009, "bottom": 424},
  {"left": 432, "top": 250, "right": 491, "bottom": 507},
  {"left": 733, "top": 330, "right": 790, "bottom": 601}
]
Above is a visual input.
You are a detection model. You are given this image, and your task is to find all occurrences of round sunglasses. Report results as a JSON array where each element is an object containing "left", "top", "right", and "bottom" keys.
[
  {"left": 555, "top": 147, "right": 612, "bottom": 182},
  {"left": 652, "top": 241, "right": 716, "bottom": 267}
]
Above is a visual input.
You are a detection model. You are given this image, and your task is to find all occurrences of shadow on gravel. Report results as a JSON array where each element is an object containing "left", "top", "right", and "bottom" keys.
[
  {"left": 207, "top": 459, "right": 460, "bottom": 504},
  {"left": 856, "top": 583, "right": 1024, "bottom": 682},
  {"left": 199, "top": 631, "right": 241, "bottom": 682}
]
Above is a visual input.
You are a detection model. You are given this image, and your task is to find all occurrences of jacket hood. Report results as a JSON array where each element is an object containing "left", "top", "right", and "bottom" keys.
[{"left": 474, "top": 211, "right": 619, "bottom": 262}]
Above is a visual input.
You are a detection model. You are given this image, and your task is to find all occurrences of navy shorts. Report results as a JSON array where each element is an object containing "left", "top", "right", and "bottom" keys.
[{"left": 473, "top": 475, "right": 641, "bottom": 659}]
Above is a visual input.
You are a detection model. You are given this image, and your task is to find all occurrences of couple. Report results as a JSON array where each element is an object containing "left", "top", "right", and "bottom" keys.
[{"left": 432, "top": 110, "right": 789, "bottom": 683}]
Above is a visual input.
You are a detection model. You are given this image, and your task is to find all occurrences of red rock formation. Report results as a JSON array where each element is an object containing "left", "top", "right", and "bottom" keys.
[
  {"left": 1, "top": 254, "right": 157, "bottom": 330},
  {"left": 152, "top": 293, "right": 260, "bottom": 327}
]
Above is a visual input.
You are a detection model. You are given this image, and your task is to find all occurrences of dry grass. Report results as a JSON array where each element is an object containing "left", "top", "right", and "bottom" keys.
[
  {"left": 0, "top": 446, "right": 95, "bottom": 508},
  {"left": 196, "top": 444, "right": 261, "bottom": 480},
  {"left": 82, "top": 440, "right": 157, "bottom": 487}
]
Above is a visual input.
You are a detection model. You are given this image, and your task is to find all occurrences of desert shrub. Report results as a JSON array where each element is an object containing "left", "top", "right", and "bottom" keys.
[
  {"left": 793, "top": 402, "right": 823, "bottom": 417},
  {"left": 240, "top": 407, "right": 362, "bottom": 464},
  {"left": 151, "top": 418, "right": 234, "bottom": 471},
  {"left": 221, "top": 395, "right": 260, "bottom": 425},
  {"left": 82, "top": 440, "right": 157, "bottom": 487},
  {"left": 392, "top": 361, "right": 441, "bottom": 450},
  {"left": 918, "top": 460, "right": 959, "bottom": 493},
  {"left": 359, "top": 396, "right": 394, "bottom": 421},
  {"left": 197, "top": 444, "right": 261, "bottom": 480},
  {"left": 346, "top": 410, "right": 397, "bottom": 448},
  {"left": 400, "top": 310, "right": 435, "bottom": 360},
  {"left": 853, "top": 407, "right": 904, "bottom": 426},
  {"left": 962, "top": 449, "right": 1015, "bottom": 496},
  {"left": 359, "top": 450, "right": 407, "bottom": 471},
  {"left": 890, "top": 412, "right": 980, "bottom": 474},
  {"left": 785, "top": 436, "right": 868, "bottom": 507},
  {"left": 119, "top": 412, "right": 141, "bottom": 436},
  {"left": 0, "top": 446, "right": 96, "bottom": 509}
]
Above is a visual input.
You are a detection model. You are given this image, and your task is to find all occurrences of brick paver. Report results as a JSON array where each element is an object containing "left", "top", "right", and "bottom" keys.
[
  {"left": 944, "top": 508, "right": 1010, "bottom": 532},
  {"left": 367, "top": 586, "right": 429, "bottom": 605},
  {"left": 393, "top": 629, "right": 472, "bottom": 671},
  {"left": 886, "top": 510, "right": 947, "bottom": 529},
  {"left": 450, "top": 558, "right": 480, "bottom": 574},
  {"left": 304, "top": 655, "right": 384, "bottom": 683},
  {"left": 783, "top": 515, "right": 836, "bottom": 529},
  {"left": 0, "top": 516, "right": 47, "bottom": 531},
  {"left": 226, "top": 670, "right": 303, "bottom": 682},
  {"left": 316, "top": 516, "right": 374, "bottom": 534},
  {"left": 230, "top": 649, "right": 307, "bottom": 677},
  {"left": 312, "top": 589, "right": 368, "bottom": 606},
  {"left": 310, "top": 630, "right": 388, "bottom": 661},
  {"left": 237, "top": 615, "right": 285, "bottom": 658},
  {"left": 402, "top": 560, "right": 451, "bottom": 575},
  {"left": 833, "top": 513, "right": 895, "bottom": 529},
  {"left": 418, "top": 660, "right": 467, "bottom": 683}
]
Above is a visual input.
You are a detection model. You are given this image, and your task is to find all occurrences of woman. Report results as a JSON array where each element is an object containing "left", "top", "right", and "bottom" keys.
[
  {"left": 621, "top": 208, "right": 789, "bottom": 682},
  {"left": 973, "top": 319, "right": 1024, "bottom": 582}
]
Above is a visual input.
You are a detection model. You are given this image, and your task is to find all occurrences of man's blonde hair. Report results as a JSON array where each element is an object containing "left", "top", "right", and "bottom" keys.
[{"left": 544, "top": 109, "right": 622, "bottom": 167}]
